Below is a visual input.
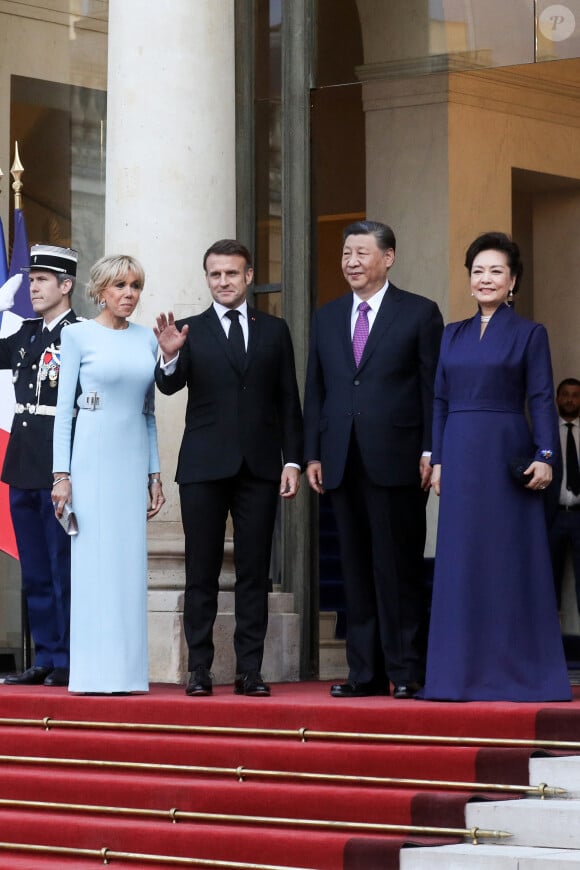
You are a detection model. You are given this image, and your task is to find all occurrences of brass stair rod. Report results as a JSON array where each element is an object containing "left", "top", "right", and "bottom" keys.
[
  {"left": 1, "top": 716, "right": 580, "bottom": 752},
  {"left": 0, "top": 754, "right": 565, "bottom": 798},
  {"left": 0, "top": 841, "right": 321, "bottom": 869},
  {"left": 0, "top": 800, "right": 511, "bottom": 844}
]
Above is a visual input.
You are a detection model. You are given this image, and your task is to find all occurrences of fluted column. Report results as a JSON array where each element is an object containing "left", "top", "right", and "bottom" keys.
[{"left": 104, "top": 0, "right": 236, "bottom": 681}]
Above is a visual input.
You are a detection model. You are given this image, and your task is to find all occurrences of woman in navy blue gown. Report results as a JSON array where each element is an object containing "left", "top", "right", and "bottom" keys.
[{"left": 421, "top": 232, "right": 571, "bottom": 702}]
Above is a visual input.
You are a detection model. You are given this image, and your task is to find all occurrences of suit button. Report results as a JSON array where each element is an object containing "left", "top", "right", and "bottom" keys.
[
  {"left": 353, "top": 379, "right": 360, "bottom": 386},
  {"left": 28, "top": 384, "right": 34, "bottom": 389},
  {"left": 22, "top": 421, "right": 28, "bottom": 427},
  {"left": 32, "top": 364, "right": 37, "bottom": 370}
]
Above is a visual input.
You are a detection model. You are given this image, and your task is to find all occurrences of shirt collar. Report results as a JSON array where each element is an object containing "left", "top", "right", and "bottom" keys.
[
  {"left": 213, "top": 300, "right": 248, "bottom": 321},
  {"left": 352, "top": 279, "right": 389, "bottom": 312},
  {"left": 43, "top": 308, "right": 72, "bottom": 332}
]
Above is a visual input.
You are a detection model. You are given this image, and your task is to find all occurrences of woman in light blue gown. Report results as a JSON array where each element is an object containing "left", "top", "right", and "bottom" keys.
[{"left": 52, "top": 255, "right": 165, "bottom": 693}]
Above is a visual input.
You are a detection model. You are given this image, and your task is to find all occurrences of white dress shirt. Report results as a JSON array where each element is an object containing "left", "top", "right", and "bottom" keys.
[
  {"left": 350, "top": 281, "right": 389, "bottom": 338},
  {"left": 214, "top": 300, "right": 249, "bottom": 348},
  {"left": 44, "top": 308, "right": 72, "bottom": 332},
  {"left": 559, "top": 416, "right": 580, "bottom": 507}
]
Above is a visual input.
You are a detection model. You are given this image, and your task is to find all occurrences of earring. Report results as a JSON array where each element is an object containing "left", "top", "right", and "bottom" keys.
[
  {"left": 98, "top": 298, "right": 106, "bottom": 310},
  {"left": 507, "top": 288, "right": 514, "bottom": 305}
]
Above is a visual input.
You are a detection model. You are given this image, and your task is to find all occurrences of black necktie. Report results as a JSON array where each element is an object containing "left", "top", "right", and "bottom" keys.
[
  {"left": 566, "top": 423, "right": 580, "bottom": 495},
  {"left": 225, "top": 310, "right": 246, "bottom": 370}
]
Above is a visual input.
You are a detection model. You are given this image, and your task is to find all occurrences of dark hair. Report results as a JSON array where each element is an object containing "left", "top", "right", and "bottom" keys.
[
  {"left": 557, "top": 378, "right": 580, "bottom": 395},
  {"left": 203, "top": 239, "right": 253, "bottom": 272},
  {"left": 342, "top": 220, "right": 396, "bottom": 253},
  {"left": 464, "top": 232, "right": 523, "bottom": 294},
  {"left": 56, "top": 272, "right": 76, "bottom": 296}
]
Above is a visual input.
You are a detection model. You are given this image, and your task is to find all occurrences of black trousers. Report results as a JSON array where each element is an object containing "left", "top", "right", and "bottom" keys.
[
  {"left": 330, "top": 437, "right": 428, "bottom": 686},
  {"left": 549, "top": 508, "right": 580, "bottom": 612},
  {"left": 179, "top": 465, "right": 279, "bottom": 674}
]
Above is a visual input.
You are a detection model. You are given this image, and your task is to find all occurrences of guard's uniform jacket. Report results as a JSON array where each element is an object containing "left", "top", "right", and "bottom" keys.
[{"left": 1, "top": 312, "right": 80, "bottom": 488}]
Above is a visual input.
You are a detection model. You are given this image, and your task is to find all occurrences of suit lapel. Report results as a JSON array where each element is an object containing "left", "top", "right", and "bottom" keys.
[
  {"left": 245, "top": 307, "right": 259, "bottom": 372},
  {"left": 204, "top": 305, "right": 247, "bottom": 374},
  {"left": 336, "top": 294, "right": 356, "bottom": 371},
  {"left": 356, "top": 283, "right": 403, "bottom": 371}
]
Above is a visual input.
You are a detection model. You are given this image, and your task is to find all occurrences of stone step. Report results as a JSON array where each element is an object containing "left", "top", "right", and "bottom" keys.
[
  {"left": 400, "top": 844, "right": 580, "bottom": 868},
  {"left": 466, "top": 799, "right": 580, "bottom": 849},
  {"left": 530, "top": 756, "right": 580, "bottom": 798}
]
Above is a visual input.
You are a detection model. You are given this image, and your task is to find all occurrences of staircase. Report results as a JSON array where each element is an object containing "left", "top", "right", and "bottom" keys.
[
  {"left": 0, "top": 682, "right": 579, "bottom": 869},
  {"left": 402, "top": 756, "right": 580, "bottom": 867}
]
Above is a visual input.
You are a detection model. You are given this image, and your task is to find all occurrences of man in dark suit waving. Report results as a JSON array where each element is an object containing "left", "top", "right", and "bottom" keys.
[
  {"left": 155, "top": 239, "right": 303, "bottom": 698},
  {"left": 304, "top": 221, "right": 443, "bottom": 699}
]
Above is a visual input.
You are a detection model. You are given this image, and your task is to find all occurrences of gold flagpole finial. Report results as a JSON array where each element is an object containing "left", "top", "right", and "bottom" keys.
[{"left": 11, "top": 141, "right": 24, "bottom": 210}]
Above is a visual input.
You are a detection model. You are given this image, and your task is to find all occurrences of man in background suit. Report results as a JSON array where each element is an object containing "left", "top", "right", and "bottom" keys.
[
  {"left": 1, "top": 245, "right": 79, "bottom": 687},
  {"left": 304, "top": 220, "right": 443, "bottom": 699},
  {"left": 155, "top": 239, "right": 303, "bottom": 697},
  {"left": 548, "top": 377, "right": 580, "bottom": 619}
]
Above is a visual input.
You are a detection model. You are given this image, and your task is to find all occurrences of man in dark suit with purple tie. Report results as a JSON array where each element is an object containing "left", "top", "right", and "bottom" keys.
[{"left": 304, "top": 221, "right": 443, "bottom": 699}]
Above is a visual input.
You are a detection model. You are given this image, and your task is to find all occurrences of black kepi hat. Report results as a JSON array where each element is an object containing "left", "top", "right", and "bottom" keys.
[{"left": 27, "top": 245, "right": 78, "bottom": 277}]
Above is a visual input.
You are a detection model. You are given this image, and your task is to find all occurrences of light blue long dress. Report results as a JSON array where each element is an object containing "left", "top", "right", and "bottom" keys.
[{"left": 53, "top": 319, "right": 160, "bottom": 693}]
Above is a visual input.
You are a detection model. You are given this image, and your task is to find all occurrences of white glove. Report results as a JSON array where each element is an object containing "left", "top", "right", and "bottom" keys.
[{"left": 0, "top": 274, "right": 23, "bottom": 312}]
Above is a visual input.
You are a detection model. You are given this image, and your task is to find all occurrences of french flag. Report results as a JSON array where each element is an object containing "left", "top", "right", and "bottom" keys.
[{"left": 0, "top": 208, "right": 30, "bottom": 558}]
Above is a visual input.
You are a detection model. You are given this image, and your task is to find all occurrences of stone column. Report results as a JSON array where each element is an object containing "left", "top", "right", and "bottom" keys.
[
  {"left": 105, "top": 0, "right": 236, "bottom": 683},
  {"left": 104, "top": 0, "right": 299, "bottom": 684}
]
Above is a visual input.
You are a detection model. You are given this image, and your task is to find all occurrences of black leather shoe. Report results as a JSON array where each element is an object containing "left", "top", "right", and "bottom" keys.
[
  {"left": 4, "top": 666, "right": 52, "bottom": 685},
  {"left": 234, "top": 671, "right": 271, "bottom": 696},
  {"left": 330, "top": 680, "right": 389, "bottom": 698},
  {"left": 185, "top": 666, "right": 212, "bottom": 696},
  {"left": 393, "top": 681, "right": 422, "bottom": 699},
  {"left": 43, "top": 668, "right": 69, "bottom": 687}
]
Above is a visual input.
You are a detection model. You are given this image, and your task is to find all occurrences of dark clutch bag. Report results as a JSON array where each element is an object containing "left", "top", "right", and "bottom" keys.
[{"left": 508, "top": 456, "right": 534, "bottom": 486}]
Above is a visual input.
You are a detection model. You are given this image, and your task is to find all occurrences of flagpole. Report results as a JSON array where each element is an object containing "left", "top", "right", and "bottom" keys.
[
  {"left": 9, "top": 141, "right": 32, "bottom": 670},
  {"left": 8, "top": 141, "right": 33, "bottom": 320},
  {"left": 10, "top": 141, "right": 24, "bottom": 210},
  {"left": 0, "top": 165, "right": 8, "bottom": 284}
]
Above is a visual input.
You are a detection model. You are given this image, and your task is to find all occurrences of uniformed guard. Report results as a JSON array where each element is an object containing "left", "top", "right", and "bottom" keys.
[{"left": 1, "top": 244, "right": 80, "bottom": 686}]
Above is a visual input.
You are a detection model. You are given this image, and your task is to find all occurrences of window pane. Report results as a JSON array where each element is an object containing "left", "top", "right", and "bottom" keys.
[
  {"left": 11, "top": 77, "right": 106, "bottom": 319},
  {"left": 254, "top": 0, "right": 282, "bottom": 300},
  {"left": 316, "top": 0, "right": 541, "bottom": 87}
]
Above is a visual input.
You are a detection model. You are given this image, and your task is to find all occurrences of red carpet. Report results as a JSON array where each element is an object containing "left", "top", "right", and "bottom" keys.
[{"left": 0, "top": 680, "right": 579, "bottom": 869}]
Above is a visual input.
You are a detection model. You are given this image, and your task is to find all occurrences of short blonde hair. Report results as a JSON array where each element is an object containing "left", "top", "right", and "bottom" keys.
[{"left": 87, "top": 254, "right": 145, "bottom": 305}]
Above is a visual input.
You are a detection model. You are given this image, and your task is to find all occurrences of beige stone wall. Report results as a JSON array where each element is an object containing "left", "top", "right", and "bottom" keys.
[
  {"left": 0, "top": 5, "right": 107, "bottom": 228},
  {"left": 447, "top": 62, "right": 580, "bottom": 334}
]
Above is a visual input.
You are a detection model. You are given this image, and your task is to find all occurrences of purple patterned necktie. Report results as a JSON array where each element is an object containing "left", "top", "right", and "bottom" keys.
[{"left": 352, "top": 301, "right": 370, "bottom": 367}]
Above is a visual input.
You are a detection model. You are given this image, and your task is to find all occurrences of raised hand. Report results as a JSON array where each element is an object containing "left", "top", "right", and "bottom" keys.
[{"left": 154, "top": 311, "right": 189, "bottom": 362}]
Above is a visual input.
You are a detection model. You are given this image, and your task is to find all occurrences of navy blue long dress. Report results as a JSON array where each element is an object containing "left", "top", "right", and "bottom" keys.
[{"left": 421, "top": 303, "right": 571, "bottom": 701}]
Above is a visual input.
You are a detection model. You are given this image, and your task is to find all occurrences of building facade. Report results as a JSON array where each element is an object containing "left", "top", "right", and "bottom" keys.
[{"left": 1, "top": 0, "right": 580, "bottom": 681}]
